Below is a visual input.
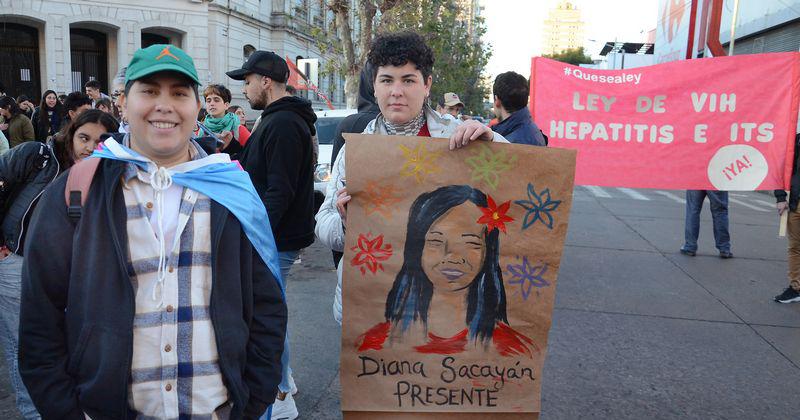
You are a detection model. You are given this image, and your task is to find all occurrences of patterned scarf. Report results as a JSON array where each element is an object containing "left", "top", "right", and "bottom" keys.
[
  {"left": 383, "top": 110, "right": 425, "bottom": 136},
  {"left": 203, "top": 112, "right": 239, "bottom": 134}
]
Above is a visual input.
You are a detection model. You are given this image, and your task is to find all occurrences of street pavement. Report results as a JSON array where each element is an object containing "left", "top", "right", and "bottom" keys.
[{"left": 0, "top": 187, "right": 797, "bottom": 419}]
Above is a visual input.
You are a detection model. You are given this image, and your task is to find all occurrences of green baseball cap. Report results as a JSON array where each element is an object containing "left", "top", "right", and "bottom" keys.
[{"left": 125, "top": 44, "right": 200, "bottom": 85}]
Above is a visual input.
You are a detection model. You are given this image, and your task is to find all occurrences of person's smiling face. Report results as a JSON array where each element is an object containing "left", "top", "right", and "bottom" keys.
[
  {"left": 373, "top": 62, "right": 432, "bottom": 125},
  {"left": 421, "top": 203, "right": 487, "bottom": 293},
  {"left": 121, "top": 72, "right": 201, "bottom": 166}
]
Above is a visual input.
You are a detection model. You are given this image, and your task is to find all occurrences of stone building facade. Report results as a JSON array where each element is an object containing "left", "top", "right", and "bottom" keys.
[{"left": 0, "top": 0, "right": 348, "bottom": 110}]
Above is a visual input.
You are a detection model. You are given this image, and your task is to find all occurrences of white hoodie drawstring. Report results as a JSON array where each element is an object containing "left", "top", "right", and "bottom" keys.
[{"left": 149, "top": 166, "right": 173, "bottom": 308}]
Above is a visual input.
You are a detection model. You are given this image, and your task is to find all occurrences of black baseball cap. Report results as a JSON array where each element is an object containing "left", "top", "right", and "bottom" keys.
[{"left": 226, "top": 51, "right": 289, "bottom": 83}]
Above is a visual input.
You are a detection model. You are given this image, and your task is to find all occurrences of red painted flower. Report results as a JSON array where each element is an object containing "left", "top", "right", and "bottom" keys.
[
  {"left": 477, "top": 195, "right": 514, "bottom": 233},
  {"left": 351, "top": 233, "right": 393, "bottom": 275}
]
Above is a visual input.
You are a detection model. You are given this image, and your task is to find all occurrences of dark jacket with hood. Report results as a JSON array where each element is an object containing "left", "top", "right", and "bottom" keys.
[
  {"left": 238, "top": 95, "right": 317, "bottom": 252},
  {"left": 0, "top": 140, "right": 61, "bottom": 255},
  {"left": 331, "top": 63, "right": 379, "bottom": 164},
  {"left": 775, "top": 133, "right": 800, "bottom": 210},
  {"left": 492, "top": 107, "right": 546, "bottom": 146},
  {"left": 19, "top": 158, "right": 287, "bottom": 420},
  {"left": 329, "top": 64, "right": 379, "bottom": 267},
  {"left": 32, "top": 106, "right": 64, "bottom": 142}
]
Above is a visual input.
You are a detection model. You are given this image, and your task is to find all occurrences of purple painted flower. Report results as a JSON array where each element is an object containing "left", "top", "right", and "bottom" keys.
[{"left": 507, "top": 257, "right": 549, "bottom": 300}]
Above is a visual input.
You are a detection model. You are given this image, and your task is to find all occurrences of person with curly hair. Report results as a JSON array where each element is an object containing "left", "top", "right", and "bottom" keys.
[{"left": 315, "top": 30, "right": 509, "bottom": 325}]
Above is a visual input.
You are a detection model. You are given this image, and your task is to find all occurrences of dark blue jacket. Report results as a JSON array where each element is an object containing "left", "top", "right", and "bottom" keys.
[
  {"left": 492, "top": 108, "right": 546, "bottom": 146},
  {"left": 774, "top": 133, "right": 800, "bottom": 210},
  {"left": 19, "top": 159, "right": 287, "bottom": 420},
  {"left": 0, "top": 141, "right": 61, "bottom": 255}
]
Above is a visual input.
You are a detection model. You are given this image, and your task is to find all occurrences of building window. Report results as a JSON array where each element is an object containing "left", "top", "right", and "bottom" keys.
[
  {"left": 142, "top": 33, "right": 170, "bottom": 48},
  {"left": 70, "top": 28, "right": 108, "bottom": 93},
  {"left": 294, "top": 0, "right": 308, "bottom": 19},
  {"left": 0, "top": 23, "right": 40, "bottom": 100}
]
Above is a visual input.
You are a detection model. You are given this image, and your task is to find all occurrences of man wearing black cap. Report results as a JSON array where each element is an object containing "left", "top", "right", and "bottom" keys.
[{"left": 227, "top": 51, "right": 316, "bottom": 420}]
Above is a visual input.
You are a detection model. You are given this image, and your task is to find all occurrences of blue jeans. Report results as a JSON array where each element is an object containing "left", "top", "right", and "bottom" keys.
[
  {"left": 682, "top": 190, "right": 731, "bottom": 253},
  {"left": 261, "top": 250, "right": 300, "bottom": 419},
  {"left": 0, "top": 254, "right": 40, "bottom": 419},
  {"left": 277, "top": 250, "right": 299, "bottom": 394}
]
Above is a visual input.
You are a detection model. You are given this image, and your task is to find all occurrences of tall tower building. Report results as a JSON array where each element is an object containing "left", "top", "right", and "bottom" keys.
[
  {"left": 456, "top": 0, "right": 485, "bottom": 40},
  {"left": 542, "top": 1, "right": 586, "bottom": 55}
]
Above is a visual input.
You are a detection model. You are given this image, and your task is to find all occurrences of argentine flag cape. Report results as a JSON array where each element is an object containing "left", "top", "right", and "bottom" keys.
[{"left": 91, "top": 137, "right": 284, "bottom": 296}]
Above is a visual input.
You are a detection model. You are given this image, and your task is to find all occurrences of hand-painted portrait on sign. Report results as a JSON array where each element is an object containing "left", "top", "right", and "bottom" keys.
[
  {"left": 340, "top": 134, "right": 576, "bottom": 416},
  {"left": 356, "top": 185, "right": 536, "bottom": 358}
]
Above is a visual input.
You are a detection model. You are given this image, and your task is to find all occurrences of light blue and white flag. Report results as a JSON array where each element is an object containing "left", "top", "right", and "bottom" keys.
[{"left": 92, "top": 138, "right": 284, "bottom": 297}]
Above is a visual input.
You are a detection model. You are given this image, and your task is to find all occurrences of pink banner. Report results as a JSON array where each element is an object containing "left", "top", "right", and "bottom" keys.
[{"left": 531, "top": 53, "right": 800, "bottom": 190}]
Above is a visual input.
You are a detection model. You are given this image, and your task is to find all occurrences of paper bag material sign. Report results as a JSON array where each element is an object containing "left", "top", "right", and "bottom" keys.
[{"left": 340, "top": 134, "right": 576, "bottom": 418}]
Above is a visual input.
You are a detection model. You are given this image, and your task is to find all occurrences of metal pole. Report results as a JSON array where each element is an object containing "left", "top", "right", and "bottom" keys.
[{"left": 729, "top": 0, "right": 740, "bottom": 55}]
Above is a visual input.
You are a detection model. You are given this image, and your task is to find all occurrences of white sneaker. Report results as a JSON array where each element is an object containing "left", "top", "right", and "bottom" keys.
[
  {"left": 287, "top": 373, "right": 298, "bottom": 395},
  {"left": 270, "top": 392, "right": 298, "bottom": 420}
]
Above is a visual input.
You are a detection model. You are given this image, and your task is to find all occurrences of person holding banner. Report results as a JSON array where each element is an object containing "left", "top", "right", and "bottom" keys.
[
  {"left": 315, "top": 30, "right": 508, "bottom": 325},
  {"left": 774, "top": 133, "right": 800, "bottom": 303},
  {"left": 680, "top": 190, "right": 733, "bottom": 258}
]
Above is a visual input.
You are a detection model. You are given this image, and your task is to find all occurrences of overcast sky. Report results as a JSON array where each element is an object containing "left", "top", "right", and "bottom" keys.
[{"left": 483, "top": 0, "right": 659, "bottom": 78}]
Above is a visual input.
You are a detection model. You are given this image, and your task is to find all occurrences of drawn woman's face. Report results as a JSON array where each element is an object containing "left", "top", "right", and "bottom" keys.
[{"left": 422, "top": 203, "right": 486, "bottom": 293}]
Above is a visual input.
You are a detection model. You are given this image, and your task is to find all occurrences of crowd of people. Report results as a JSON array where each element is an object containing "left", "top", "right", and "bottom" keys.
[{"left": 0, "top": 28, "right": 795, "bottom": 420}]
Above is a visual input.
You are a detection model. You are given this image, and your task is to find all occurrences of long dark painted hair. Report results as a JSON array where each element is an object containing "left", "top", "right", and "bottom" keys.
[{"left": 384, "top": 185, "right": 508, "bottom": 343}]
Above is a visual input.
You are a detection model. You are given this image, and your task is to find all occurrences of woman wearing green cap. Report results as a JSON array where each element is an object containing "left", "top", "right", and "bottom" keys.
[{"left": 18, "top": 44, "right": 287, "bottom": 420}]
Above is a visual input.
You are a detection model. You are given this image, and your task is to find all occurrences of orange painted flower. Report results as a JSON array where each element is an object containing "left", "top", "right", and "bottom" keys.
[
  {"left": 477, "top": 195, "right": 514, "bottom": 233},
  {"left": 351, "top": 233, "right": 393, "bottom": 275}
]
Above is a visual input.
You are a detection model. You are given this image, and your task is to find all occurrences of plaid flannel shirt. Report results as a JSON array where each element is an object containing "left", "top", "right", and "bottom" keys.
[{"left": 121, "top": 147, "right": 230, "bottom": 419}]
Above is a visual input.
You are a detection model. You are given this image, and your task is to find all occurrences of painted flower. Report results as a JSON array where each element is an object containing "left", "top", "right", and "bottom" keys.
[
  {"left": 507, "top": 257, "right": 549, "bottom": 300},
  {"left": 351, "top": 233, "right": 393, "bottom": 275},
  {"left": 477, "top": 195, "right": 514, "bottom": 233},
  {"left": 515, "top": 183, "right": 561, "bottom": 230},
  {"left": 399, "top": 142, "right": 441, "bottom": 184},
  {"left": 363, "top": 181, "right": 401, "bottom": 220},
  {"left": 464, "top": 144, "right": 518, "bottom": 190}
]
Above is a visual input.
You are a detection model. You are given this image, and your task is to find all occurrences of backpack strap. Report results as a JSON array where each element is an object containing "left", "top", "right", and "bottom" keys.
[{"left": 64, "top": 158, "right": 101, "bottom": 220}]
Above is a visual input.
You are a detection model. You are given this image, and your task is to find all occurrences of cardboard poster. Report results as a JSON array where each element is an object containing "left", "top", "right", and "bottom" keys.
[
  {"left": 340, "top": 134, "right": 576, "bottom": 418},
  {"left": 530, "top": 53, "right": 800, "bottom": 191}
]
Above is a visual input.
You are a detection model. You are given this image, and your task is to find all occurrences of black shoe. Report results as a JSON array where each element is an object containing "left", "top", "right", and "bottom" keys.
[
  {"left": 774, "top": 287, "right": 800, "bottom": 303},
  {"left": 680, "top": 249, "right": 696, "bottom": 256},
  {"left": 719, "top": 251, "right": 733, "bottom": 259}
]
